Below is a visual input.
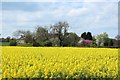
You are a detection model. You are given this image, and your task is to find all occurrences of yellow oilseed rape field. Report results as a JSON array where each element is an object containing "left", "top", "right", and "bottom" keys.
[{"left": 1, "top": 47, "right": 118, "bottom": 79}]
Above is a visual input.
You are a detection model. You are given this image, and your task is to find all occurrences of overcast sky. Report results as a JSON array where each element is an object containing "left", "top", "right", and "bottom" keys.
[{"left": 0, "top": 0, "right": 119, "bottom": 38}]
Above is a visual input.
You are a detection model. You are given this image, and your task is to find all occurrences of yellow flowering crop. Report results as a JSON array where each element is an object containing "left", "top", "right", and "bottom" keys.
[{"left": 1, "top": 47, "right": 118, "bottom": 79}]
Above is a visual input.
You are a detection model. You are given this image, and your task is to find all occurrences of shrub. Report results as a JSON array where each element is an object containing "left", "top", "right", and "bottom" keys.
[
  {"left": 81, "top": 40, "right": 93, "bottom": 47},
  {"left": 9, "top": 40, "right": 17, "bottom": 46},
  {"left": 43, "top": 41, "right": 52, "bottom": 47},
  {"left": 90, "top": 41, "right": 97, "bottom": 47},
  {"left": 32, "top": 41, "right": 40, "bottom": 47}
]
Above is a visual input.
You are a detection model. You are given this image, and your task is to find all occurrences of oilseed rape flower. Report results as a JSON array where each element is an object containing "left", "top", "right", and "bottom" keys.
[{"left": 1, "top": 47, "right": 118, "bottom": 79}]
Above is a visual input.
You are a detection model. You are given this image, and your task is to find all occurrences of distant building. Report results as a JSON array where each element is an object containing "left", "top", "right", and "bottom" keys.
[
  {"left": 78, "top": 38, "right": 93, "bottom": 46},
  {"left": 112, "top": 39, "right": 120, "bottom": 47},
  {"left": 78, "top": 38, "right": 84, "bottom": 44},
  {"left": 49, "top": 34, "right": 60, "bottom": 46},
  {"left": 17, "top": 39, "right": 25, "bottom": 44}
]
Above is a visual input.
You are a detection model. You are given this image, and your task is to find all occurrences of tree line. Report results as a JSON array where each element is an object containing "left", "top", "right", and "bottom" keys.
[{"left": 0, "top": 21, "right": 120, "bottom": 47}]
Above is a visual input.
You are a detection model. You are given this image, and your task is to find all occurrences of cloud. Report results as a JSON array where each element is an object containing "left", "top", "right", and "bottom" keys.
[
  {"left": 1, "top": 0, "right": 119, "bottom": 2},
  {"left": 67, "top": 7, "right": 88, "bottom": 17},
  {"left": 83, "top": 0, "right": 119, "bottom": 2},
  {"left": 2, "top": 10, "right": 43, "bottom": 23},
  {"left": 1, "top": 2, "right": 118, "bottom": 38},
  {"left": 66, "top": 2, "right": 118, "bottom": 38}
]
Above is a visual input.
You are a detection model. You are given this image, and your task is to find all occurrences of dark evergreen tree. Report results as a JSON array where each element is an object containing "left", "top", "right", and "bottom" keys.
[
  {"left": 86, "top": 32, "right": 92, "bottom": 40},
  {"left": 108, "top": 39, "right": 113, "bottom": 46},
  {"left": 81, "top": 32, "right": 87, "bottom": 39}
]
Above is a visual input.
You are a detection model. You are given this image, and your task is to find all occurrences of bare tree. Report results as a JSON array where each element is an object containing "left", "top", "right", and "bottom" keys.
[
  {"left": 13, "top": 30, "right": 26, "bottom": 39},
  {"left": 35, "top": 25, "right": 49, "bottom": 43},
  {"left": 50, "top": 21, "right": 69, "bottom": 46},
  {"left": 13, "top": 30, "right": 33, "bottom": 43}
]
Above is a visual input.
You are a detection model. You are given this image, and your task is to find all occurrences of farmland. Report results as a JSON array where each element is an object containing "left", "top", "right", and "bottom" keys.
[{"left": 1, "top": 47, "right": 118, "bottom": 79}]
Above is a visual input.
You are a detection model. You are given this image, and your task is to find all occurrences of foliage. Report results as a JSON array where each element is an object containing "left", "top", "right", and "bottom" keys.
[
  {"left": 81, "top": 32, "right": 92, "bottom": 40},
  {"left": 32, "top": 42, "right": 40, "bottom": 47},
  {"left": 90, "top": 41, "right": 97, "bottom": 47},
  {"left": 86, "top": 32, "right": 92, "bottom": 40},
  {"left": 1, "top": 37, "right": 10, "bottom": 42},
  {"left": 13, "top": 30, "right": 33, "bottom": 43},
  {"left": 24, "top": 31, "right": 33, "bottom": 43},
  {"left": 6, "top": 37, "right": 11, "bottom": 42},
  {"left": 50, "top": 21, "right": 69, "bottom": 46},
  {"left": 96, "top": 32, "right": 109, "bottom": 47},
  {"left": 9, "top": 20, "right": 120, "bottom": 48},
  {"left": 82, "top": 40, "right": 93, "bottom": 47},
  {"left": 17, "top": 43, "right": 32, "bottom": 47},
  {"left": 0, "top": 42, "right": 10, "bottom": 46},
  {"left": 81, "top": 32, "right": 87, "bottom": 40},
  {"left": 9, "top": 39, "right": 17, "bottom": 46},
  {"left": 11, "top": 21, "right": 117, "bottom": 47},
  {"left": 2, "top": 47, "right": 118, "bottom": 79},
  {"left": 43, "top": 40, "right": 52, "bottom": 47},
  {"left": 63, "top": 32, "right": 79, "bottom": 46},
  {"left": 78, "top": 38, "right": 93, "bottom": 47},
  {"left": 1, "top": 42, "right": 33, "bottom": 47},
  {"left": 83, "top": 40, "right": 92, "bottom": 44},
  {"left": 104, "top": 38, "right": 111, "bottom": 46},
  {"left": 108, "top": 39, "right": 114, "bottom": 46},
  {"left": 32, "top": 41, "right": 40, "bottom": 47},
  {"left": 35, "top": 26, "right": 49, "bottom": 43}
]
